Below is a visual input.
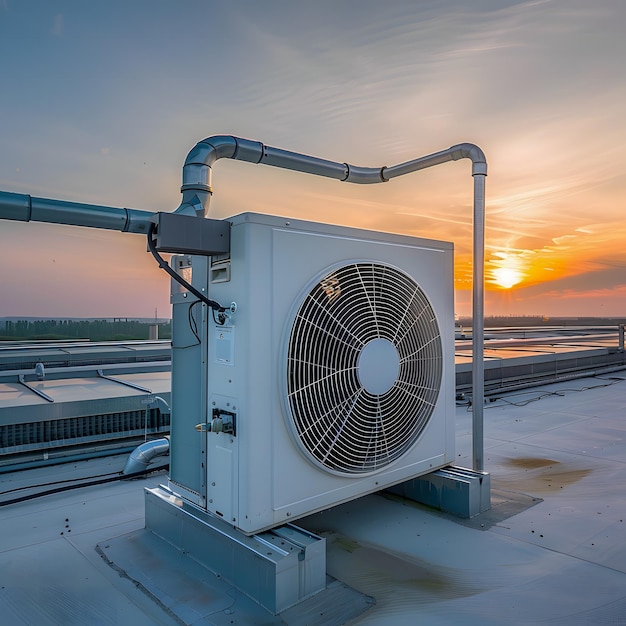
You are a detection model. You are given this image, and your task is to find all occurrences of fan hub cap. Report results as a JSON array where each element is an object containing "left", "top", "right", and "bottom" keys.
[{"left": 357, "top": 338, "right": 400, "bottom": 395}]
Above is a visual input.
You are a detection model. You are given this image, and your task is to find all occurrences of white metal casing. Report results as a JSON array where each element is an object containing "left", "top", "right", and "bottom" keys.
[{"left": 203, "top": 212, "right": 455, "bottom": 534}]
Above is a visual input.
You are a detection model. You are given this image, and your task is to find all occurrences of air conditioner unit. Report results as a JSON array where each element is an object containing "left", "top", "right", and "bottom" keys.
[{"left": 175, "top": 212, "right": 455, "bottom": 535}]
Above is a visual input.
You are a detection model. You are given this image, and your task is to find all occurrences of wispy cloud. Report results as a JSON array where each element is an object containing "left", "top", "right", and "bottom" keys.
[
  {"left": 1, "top": 0, "right": 625, "bottom": 316},
  {"left": 52, "top": 13, "right": 63, "bottom": 36}
]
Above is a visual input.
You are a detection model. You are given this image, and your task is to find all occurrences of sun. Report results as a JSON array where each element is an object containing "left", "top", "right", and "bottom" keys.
[{"left": 492, "top": 267, "right": 523, "bottom": 289}]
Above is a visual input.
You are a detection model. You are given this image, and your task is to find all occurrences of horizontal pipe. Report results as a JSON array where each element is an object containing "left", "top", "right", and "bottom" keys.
[
  {"left": 345, "top": 164, "right": 386, "bottom": 184},
  {"left": 383, "top": 144, "right": 487, "bottom": 179},
  {"left": 176, "top": 135, "right": 488, "bottom": 217},
  {"left": 260, "top": 145, "right": 348, "bottom": 180},
  {"left": 0, "top": 190, "right": 154, "bottom": 233},
  {"left": 382, "top": 148, "right": 455, "bottom": 179}
]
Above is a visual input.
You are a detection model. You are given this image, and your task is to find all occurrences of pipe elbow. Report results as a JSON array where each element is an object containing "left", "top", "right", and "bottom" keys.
[
  {"left": 178, "top": 136, "right": 265, "bottom": 217},
  {"left": 177, "top": 136, "right": 239, "bottom": 217},
  {"left": 449, "top": 143, "right": 488, "bottom": 176},
  {"left": 183, "top": 135, "right": 264, "bottom": 170},
  {"left": 122, "top": 437, "right": 170, "bottom": 476},
  {"left": 184, "top": 135, "right": 238, "bottom": 168}
]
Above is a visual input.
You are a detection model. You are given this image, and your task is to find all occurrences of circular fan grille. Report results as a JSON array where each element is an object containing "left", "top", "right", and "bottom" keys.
[{"left": 285, "top": 262, "right": 443, "bottom": 475}]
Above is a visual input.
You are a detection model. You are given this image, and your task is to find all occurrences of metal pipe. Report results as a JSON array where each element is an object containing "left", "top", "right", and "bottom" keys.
[
  {"left": 97, "top": 369, "right": 152, "bottom": 393},
  {"left": 178, "top": 135, "right": 239, "bottom": 217},
  {"left": 177, "top": 135, "right": 487, "bottom": 471},
  {"left": 0, "top": 190, "right": 154, "bottom": 233},
  {"left": 122, "top": 437, "right": 170, "bottom": 475},
  {"left": 471, "top": 173, "right": 486, "bottom": 471},
  {"left": 262, "top": 145, "right": 349, "bottom": 180},
  {"left": 177, "top": 137, "right": 487, "bottom": 209},
  {"left": 382, "top": 148, "right": 455, "bottom": 179},
  {"left": 18, "top": 374, "right": 55, "bottom": 402}
]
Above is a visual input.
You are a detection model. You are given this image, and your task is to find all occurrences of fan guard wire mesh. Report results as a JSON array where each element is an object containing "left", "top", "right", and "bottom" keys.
[{"left": 286, "top": 262, "right": 443, "bottom": 474}]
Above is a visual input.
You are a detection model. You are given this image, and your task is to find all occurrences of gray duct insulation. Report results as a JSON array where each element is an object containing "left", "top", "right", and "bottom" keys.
[
  {"left": 174, "top": 135, "right": 487, "bottom": 218},
  {"left": 122, "top": 437, "right": 170, "bottom": 475},
  {"left": 0, "top": 190, "right": 154, "bottom": 233}
]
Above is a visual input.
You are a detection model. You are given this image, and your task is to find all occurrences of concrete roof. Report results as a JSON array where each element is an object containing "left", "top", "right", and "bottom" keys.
[{"left": 0, "top": 372, "right": 625, "bottom": 624}]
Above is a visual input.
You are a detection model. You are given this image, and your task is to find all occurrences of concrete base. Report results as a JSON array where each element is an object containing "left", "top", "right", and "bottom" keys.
[
  {"left": 388, "top": 466, "right": 491, "bottom": 518},
  {"left": 145, "top": 485, "right": 326, "bottom": 614}
]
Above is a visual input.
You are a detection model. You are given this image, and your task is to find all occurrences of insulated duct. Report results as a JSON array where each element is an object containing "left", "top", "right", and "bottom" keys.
[
  {"left": 174, "top": 135, "right": 487, "bottom": 217},
  {"left": 122, "top": 437, "right": 170, "bottom": 475},
  {"left": 174, "top": 135, "right": 488, "bottom": 472},
  {"left": 0, "top": 190, "right": 154, "bottom": 233}
]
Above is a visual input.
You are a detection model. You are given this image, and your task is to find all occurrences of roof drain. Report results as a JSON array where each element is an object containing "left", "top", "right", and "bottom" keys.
[
  {"left": 175, "top": 135, "right": 488, "bottom": 472},
  {"left": 122, "top": 437, "right": 169, "bottom": 476}
]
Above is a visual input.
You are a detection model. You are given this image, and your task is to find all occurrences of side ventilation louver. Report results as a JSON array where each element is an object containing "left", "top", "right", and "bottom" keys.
[{"left": 0, "top": 409, "right": 170, "bottom": 456}]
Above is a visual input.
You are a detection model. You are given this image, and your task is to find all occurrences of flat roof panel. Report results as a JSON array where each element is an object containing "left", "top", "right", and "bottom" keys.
[
  {"left": 0, "top": 372, "right": 170, "bottom": 409},
  {"left": 1, "top": 375, "right": 625, "bottom": 623}
]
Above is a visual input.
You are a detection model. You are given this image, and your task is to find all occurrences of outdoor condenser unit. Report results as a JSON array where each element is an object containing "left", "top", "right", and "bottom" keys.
[
  {"left": 0, "top": 133, "right": 487, "bottom": 613},
  {"left": 168, "top": 211, "right": 455, "bottom": 535}
]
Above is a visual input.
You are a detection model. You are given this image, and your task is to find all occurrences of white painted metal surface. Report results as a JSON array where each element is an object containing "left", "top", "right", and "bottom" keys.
[{"left": 195, "top": 212, "right": 456, "bottom": 534}]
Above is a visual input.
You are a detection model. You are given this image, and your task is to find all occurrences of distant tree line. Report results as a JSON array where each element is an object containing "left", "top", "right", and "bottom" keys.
[{"left": 0, "top": 319, "right": 171, "bottom": 341}]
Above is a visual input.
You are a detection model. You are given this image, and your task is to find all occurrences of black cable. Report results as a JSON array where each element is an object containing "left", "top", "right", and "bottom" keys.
[
  {"left": 188, "top": 301, "right": 201, "bottom": 345},
  {"left": 0, "top": 463, "right": 169, "bottom": 507},
  {"left": 171, "top": 300, "right": 203, "bottom": 350},
  {"left": 147, "top": 222, "right": 227, "bottom": 324},
  {"left": 0, "top": 470, "right": 125, "bottom": 496},
  {"left": 477, "top": 376, "right": 624, "bottom": 410}
]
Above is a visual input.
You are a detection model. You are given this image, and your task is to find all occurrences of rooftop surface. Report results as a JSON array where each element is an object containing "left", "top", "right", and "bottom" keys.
[
  {"left": 1, "top": 371, "right": 625, "bottom": 624},
  {"left": 0, "top": 371, "right": 171, "bottom": 408}
]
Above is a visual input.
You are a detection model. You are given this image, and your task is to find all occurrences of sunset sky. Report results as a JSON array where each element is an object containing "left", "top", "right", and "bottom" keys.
[{"left": 1, "top": 0, "right": 625, "bottom": 319}]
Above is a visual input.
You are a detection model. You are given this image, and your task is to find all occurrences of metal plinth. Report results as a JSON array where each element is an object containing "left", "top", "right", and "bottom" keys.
[
  {"left": 388, "top": 466, "right": 491, "bottom": 518},
  {"left": 145, "top": 485, "right": 326, "bottom": 614}
]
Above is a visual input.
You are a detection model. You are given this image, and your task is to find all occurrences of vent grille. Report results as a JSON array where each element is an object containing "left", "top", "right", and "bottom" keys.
[
  {"left": 0, "top": 409, "right": 170, "bottom": 456},
  {"left": 286, "top": 262, "right": 442, "bottom": 474}
]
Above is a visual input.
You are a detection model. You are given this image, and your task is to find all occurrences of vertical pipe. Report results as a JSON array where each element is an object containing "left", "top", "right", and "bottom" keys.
[
  {"left": 472, "top": 174, "right": 486, "bottom": 472},
  {"left": 619, "top": 324, "right": 625, "bottom": 352}
]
